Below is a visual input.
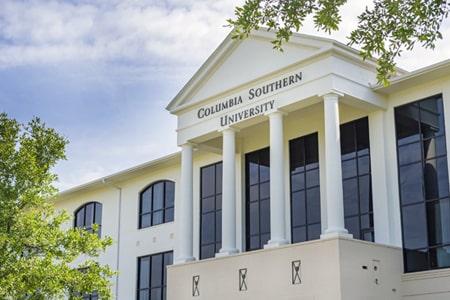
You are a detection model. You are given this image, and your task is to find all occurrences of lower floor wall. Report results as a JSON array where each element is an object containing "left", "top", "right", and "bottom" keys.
[
  {"left": 167, "top": 237, "right": 404, "bottom": 300},
  {"left": 401, "top": 268, "right": 450, "bottom": 299}
]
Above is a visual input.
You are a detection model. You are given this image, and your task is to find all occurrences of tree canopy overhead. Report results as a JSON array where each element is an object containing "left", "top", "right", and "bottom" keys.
[
  {"left": 0, "top": 113, "right": 115, "bottom": 299},
  {"left": 227, "top": 0, "right": 450, "bottom": 85}
]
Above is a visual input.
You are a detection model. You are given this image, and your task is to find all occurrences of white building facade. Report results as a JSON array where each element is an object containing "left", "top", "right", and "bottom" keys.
[{"left": 55, "top": 30, "right": 450, "bottom": 299}]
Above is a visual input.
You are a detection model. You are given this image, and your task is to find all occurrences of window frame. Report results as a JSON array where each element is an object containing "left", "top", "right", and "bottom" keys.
[
  {"left": 289, "top": 132, "right": 321, "bottom": 243},
  {"left": 395, "top": 94, "right": 450, "bottom": 272},
  {"left": 137, "top": 251, "right": 173, "bottom": 300},
  {"left": 245, "top": 147, "right": 271, "bottom": 251},
  {"left": 74, "top": 202, "right": 103, "bottom": 237},
  {"left": 340, "top": 117, "right": 374, "bottom": 242},
  {"left": 139, "top": 180, "right": 175, "bottom": 229},
  {"left": 199, "top": 161, "right": 223, "bottom": 260}
]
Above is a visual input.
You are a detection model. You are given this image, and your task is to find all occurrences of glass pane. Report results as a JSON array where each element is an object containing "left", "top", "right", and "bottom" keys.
[
  {"left": 216, "top": 211, "right": 222, "bottom": 243},
  {"left": 85, "top": 203, "right": 94, "bottom": 228},
  {"left": 308, "top": 223, "right": 321, "bottom": 240},
  {"left": 215, "top": 163, "right": 223, "bottom": 194},
  {"left": 356, "top": 118, "right": 370, "bottom": 151},
  {"left": 153, "top": 182, "right": 164, "bottom": 210},
  {"left": 292, "top": 226, "right": 306, "bottom": 243},
  {"left": 248, "top": 162, "right": 259, "bottom": 185},
  {"left": 290, "top": 138, "right": 305, "bottom": 172},
  {"left": 359, "top": 175, "right": 371, "bottom": 214},
  {"left": 249, "top": 235, "right": 260, "bottom": 251},
  {"left": 398, "top": 142, "right": 422, "bottom": 165},
  {"left": 396, "top": 104, "right": 420, "bottom": 145},
  {"left": 165, "top": 182, "right": 175, "bottom": 207},
  {"left": 343, "top": 178, "right": 358, "bottom": 217},
  {"left": 430, "top": 246, "right": 450, "bottom": 269},
  {"left": 249, "top": 185, "right": 259, "bottom": 202},
  {"left": 201, "top": 196, "right": 215, "bottom": 213},
  {"left": 260, "top": 182, "right": 270, "bottom": 200},
  {"left": 305, "top": 134, "right": 318, "bottom": 165},
  {"left": 437, "top": 157, "right": 450, "bottom": 198},
  {"left": 259, "top": 148, "right": 270, "bottom": 182},
  {"left": 305, "top": 169, "right": 319, "bottom": 188},
  {"left": 291, "top": 172, "right": 305, "bottom": 192},
  {"left": 435, "top": 135, "right": 447, "bottom": 157},
  {"left": 345, "top": 216, "right": 360, "bottom": 239},
  {"left": 260, "top": 199, "right": 270, "bottom": 233},
  {"left": 340, "top": 123, "right": 355, "bottom": 156},
  {"left": 139, "top": 290, "right": 149, "bottom": 300},
  {"left": 153, "top": 211, "right": 163, "bottom": 226},
  {"left": 141, "top": 214, "right": 151, "bottom": 228},
  {"left": 342, "top": 159, "right": 357, "bottom": 179},
  {"left": 76, "top": 208, "right": 85, "bottom": 227},
  {"left": 427, "top": 199, "right": 450, "bottom": 246},
  {"left": 261, "top": 233, "right": 270, "bottom": 247},
  {"left": 402, "top": 203, "right": 428, "bottom": 249},
  {"left": 306, "top": 187, "right": 320, "bottom": 224},
  {"left": 201, "top": 165, "right": 215, "bottom": 197},
  {"left": 358, "top": 155, "right": 370, "bottom": 175},
  {"left": 291, "top": 191, "right": 306, "bottom": 227},
  {"left": 201, "top": 244, "right": 215, "bottom": 260},
  {"left": 141, "top": 188, "right": 152, "bottom": 213},
  {"left": 216, "top": 195, "right": 222, "bottom": 210},
  {"left": 151, "top": 255, "right": 163, "bottom": 287},
  {"left": 139, "top": 257, "right": 150, "bottom": 289},
  {"left": 399, "top": 163, "right": 424, "bottom": 204},
  {"left": 404, "top": 249, "right": 428, "bottom": 272},
  {"left": 201, "top": 213, "right": 215, "bottom": 244},
  {"left": 249, "top": 202, "right": 259, "bottom": 235},
  {"left": 150, "top": 288, "right": 162, "bottom": 300},
  {"left": 94, "top": 203, "right": 102, "bottom": 225},
  {"left": 165, "top": 208, "right": 174, "bottom": 223}
]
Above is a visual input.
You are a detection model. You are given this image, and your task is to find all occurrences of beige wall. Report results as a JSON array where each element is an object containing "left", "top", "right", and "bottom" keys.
[{"left": 168, "top": 238, "right": 403, "bottom": 300}]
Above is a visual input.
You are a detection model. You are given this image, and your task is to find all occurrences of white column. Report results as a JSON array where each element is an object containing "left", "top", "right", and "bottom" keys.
[
  {"left": 175, "top": 143, "right": 195, "bottom": 263},
  {"left": 217, "top": 128, "right": 239, "bottom": 256},
  {"left": 320, "top": 92, "right": 352, "bottom": 239},
  {"left": 265, "top": 111, "right": 289, "bottom": 248}
]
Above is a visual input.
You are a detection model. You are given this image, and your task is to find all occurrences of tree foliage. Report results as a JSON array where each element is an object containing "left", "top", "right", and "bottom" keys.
[
  {"left": 0, "top": 113, "right": 115, "bottom": 299},
  {"left": 227, "top": 0, "right": 450, "bottom": 85}
]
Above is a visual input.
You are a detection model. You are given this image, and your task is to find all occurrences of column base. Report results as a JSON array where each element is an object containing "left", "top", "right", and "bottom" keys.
[
  {"left": 264, "top": 239, "right": 289, "bottom": 249},
  {"left": 216, "top": 248, "right": 239, "bottom": 257},
  {"left": 320, "top": 229, "right": 353, "bottom": 240},
  {"left": 174, "top": 256, "right": 195, "bottom": 265}
]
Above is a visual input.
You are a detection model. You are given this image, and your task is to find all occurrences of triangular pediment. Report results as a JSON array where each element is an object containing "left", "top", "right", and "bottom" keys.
[{"left": 166, "top": 29, "right": 365, "bottom": 114}]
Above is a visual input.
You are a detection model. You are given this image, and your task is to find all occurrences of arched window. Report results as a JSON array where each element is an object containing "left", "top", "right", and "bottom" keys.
[
  {"left": 74, "top": 202, "right": 103, "bottom": 237},
  {"left": 139, "top": 180, "right": 175, "bottom": 229}
]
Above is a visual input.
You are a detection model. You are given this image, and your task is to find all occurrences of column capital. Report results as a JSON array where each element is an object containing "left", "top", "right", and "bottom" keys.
[
  {"left": 218, "top": 126, "right": 240, "bottom": 134},
  {"left": 265, "top": 109, "right": 287, "bottom": 118},
  {"left": 318, "top": 90, "right": 344, "bottom": 99},
  {"left": 180, "top": 142, "right": 197, "bottom": 149}
]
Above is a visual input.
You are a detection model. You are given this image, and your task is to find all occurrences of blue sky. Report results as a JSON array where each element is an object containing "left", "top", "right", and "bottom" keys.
[{"left": 1, "top": 0, "right": 449, "bottom": 190}]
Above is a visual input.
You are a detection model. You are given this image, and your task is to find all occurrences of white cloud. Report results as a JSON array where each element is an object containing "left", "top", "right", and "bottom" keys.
[{"left": 0, "top": 0, "right": 240, "bottom": 69}]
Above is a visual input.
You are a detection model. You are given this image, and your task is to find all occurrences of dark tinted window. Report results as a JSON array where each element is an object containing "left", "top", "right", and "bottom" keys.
[
  {"left": 139, "top": 181, "right": 175, "bottom": 229},
  {"left": 137, "top": 251, "right": 173, "bottom": 300},
  {"left": 200, "top": 162, "right": 222, "bottom": 259},
  {"left": 246, "top": 148, "right": 271, "bottom": 251},
  {"left": 290, "top": 133, "right": 321, "bottom": 243},
  {"left": 395, "top": 94, "right": 450, "bottom": 272},
  {"left": 340, "top": 117, "right": 374, "bottom": 242},
  {"left": 74, "top": 202, "right": 102, "bottom": 237}
]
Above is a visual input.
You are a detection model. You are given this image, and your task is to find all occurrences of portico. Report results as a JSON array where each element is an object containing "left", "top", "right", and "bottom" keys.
[{"left": 167, "top": 29, "right": 390, "bottom": 263}]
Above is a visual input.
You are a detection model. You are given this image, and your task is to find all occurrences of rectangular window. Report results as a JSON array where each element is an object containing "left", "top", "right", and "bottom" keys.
[
  {"left": 290, "top": 133, "right": 321, "bottom": 243},
  {"left": 137, "top": 251, "right": 173, "bottom": 300},
  {"left": 245, "top": 147, "right": 271, "bottom": 251},
  {"left": 340, "top": 117, "right": 374, "bottom": 242},
  {"left": 199, "top": 162, "right": 222, "bottom": 259},
  {"left": 395, "top": 94, "right": 450, "bottom": 272}
]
